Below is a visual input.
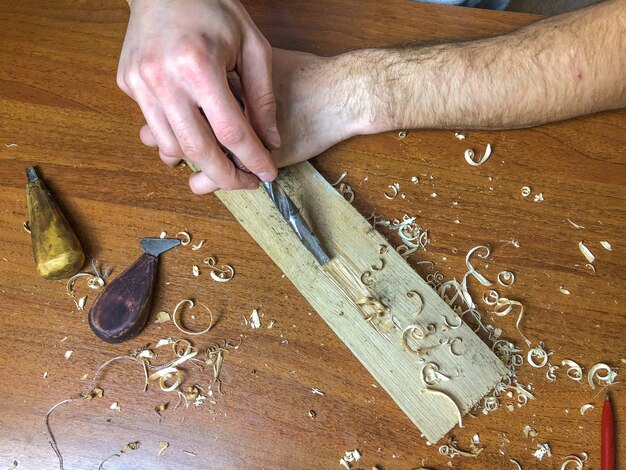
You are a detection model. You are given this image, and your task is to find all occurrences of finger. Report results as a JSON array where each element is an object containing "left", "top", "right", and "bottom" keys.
[
  {"left": 132, "top": 84, "right": 184, "bottom": 167},
  {"left": 194, "top": 70, "right": 277, "bottom": 182},
  {"left": 240, "top": 38, "right": 281, "bottom": 150},
  {"left": 188, "top": 171, "right": 219, "bottom": 195},
  {"left": 139, "top": 124, "right": 157, "bottom": 146},
  {"left": 162, "top": 96, "right": 259, "bottom": 190}
]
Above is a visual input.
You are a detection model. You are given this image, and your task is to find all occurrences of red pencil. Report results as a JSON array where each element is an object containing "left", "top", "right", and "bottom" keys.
[{"left": 602, "top": 393, "right": 615, "bottom": 470}]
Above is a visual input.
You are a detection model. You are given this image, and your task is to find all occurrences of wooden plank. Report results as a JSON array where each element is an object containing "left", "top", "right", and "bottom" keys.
[{"left": 217, "top": 161, "right": 508, "bottom": 443}]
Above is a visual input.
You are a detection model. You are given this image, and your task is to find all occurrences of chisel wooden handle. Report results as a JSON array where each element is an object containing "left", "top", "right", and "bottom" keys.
[
  {"left": 88, "top": 237, "right": 180, "bottom": 343},
  {"left": 88, "top": 253, "right": 158, "bottom": 343}
]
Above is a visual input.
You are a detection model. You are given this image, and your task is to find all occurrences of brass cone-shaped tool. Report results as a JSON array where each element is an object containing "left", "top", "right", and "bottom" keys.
[{"left": 26, "top": 167, "right": 85, "bottom": 279}]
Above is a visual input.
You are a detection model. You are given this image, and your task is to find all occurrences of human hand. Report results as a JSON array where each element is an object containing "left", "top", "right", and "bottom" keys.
[
  {"left": 141, "top": 48, "right": 375, "bottom": 193},
  {"left": 117, "top": 0, "right": 280, "bottom": 192}
]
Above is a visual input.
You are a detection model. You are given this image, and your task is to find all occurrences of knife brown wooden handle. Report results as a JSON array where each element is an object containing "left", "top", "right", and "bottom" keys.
[{"left": 88, "top": 253, "right": 158, "bottom": 343}]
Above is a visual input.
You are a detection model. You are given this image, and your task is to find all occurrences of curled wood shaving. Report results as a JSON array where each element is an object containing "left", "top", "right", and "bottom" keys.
[
  {"left": 546, "top": 364, "right": 559, "bottom": 382},
  {"left": 464, "top": 246, "right": 493, "bottom": 287},
  {"left": 204, "top": 257, "right": 235, "bottom": 282},
  {"left": 155, "top": 403, "right": 168, "bottom": 417},
  {"left": 534, "top": 193, "right": 544, "bottom": 202},
  {"left": 482, "top": 290, "right": 499, "bottom": 306},
  {"left": 454, "top": 132, "right": 465, "bottom": 140},
  {"left": 406, "top": 291, "right": 424, "bottom": 317},
  {"left": 522, "top": 424, "right": 539, "bottom": 439},
  {"left": 384, "top": 183, "right": 400, "bottom": 200},
  {"left": 587, "top": 363, "right": 618, "bottom": 389},
  {"left": 176, "top": 231, "right": 191, "bottom": 246},
  {"left": 580, "top": 404, "right": 594, "bottom": 415},
  {"left": 360, "top": 271, "right": 373, "bottom": 286},
  {"left": 98, "top": 454, "right": 120, "bottom": 469},
  {"left": 600, "top": 240, "right": 612, "bottom": 251},
  {"left": 109, "top": 402, "right": 121, "bottom": 412},
  {"left": 331, "top": 171, "right": 348, "bottom": 187},
  {"left": 439, "top": 437, "right": 481, "bottom": 458},
  {"left": 578, "top": 241, "right": 595, "bottom": 264},
  {"left": 464, "top": 144, "right": 491, "bottom": 167},
  {"left": 23, "top": 221, "right": 31, "bottom": 233},
  {"left": 521, "top": 186, "right": 531, "bottom": 197},
  {"left": 422, "top": 363, "right": 450, "bottom": 385},
  {"left": 527, "top": 345, "right": 551, "bottom": 368},
  {"left": 172, "top": 299, "right": 214, "bottom": 336},
  {"left": 398, "top": 131, "right": 407, "bottom": 138},
  {"left": 497, "top": 271, "right": 515, "bottom": 287},
  {"left": 192, "top": 264, "right": 200, "bottom": 277},
  {"left": 494, "top": 298, "right": 531, "bottom": 346},
  {"left": 411, "top": 176, "right": 419, "bottom": 184},
  {"left": 561, "top": 452, "right": 587, "bottom": 470},
  {"left": 510, "top": 458, "right": 523, "bottom": 470},
  {"left": 191, "top": 240, "right": 205, "bottom": 251},
  {"left": 423, "top": 388, "right": 463, "bottom": 428},
  {"left": 337, "top": 182, "right": 355, "bottom": 203},
  {"left": 560, "top": 359, "right": 583, "bottom": 382},
  {"left": 159, "top": 231, "right": 167, "bottom": 238},
  {"left": 559, "top": 286, "right": 571, "bottom": 295}
]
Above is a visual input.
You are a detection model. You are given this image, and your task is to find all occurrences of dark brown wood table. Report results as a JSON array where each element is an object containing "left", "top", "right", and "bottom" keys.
[{"left": 0, "top": 1, "right": 624, "bottom": 468}]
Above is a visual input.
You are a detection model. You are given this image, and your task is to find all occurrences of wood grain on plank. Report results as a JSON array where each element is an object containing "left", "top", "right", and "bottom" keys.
[{"left": 217, "top": 162, "right": 508, "bottom": 442}]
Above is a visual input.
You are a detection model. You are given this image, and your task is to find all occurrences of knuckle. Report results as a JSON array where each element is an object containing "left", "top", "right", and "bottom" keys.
[
  {"left": 158, "top": 141, "right": 181, "bottom": 158},
  {"left": 138, "top": 59, "right": 164, "bottom": 87},
  {"left": 172, "top": 43, "right": 207, "bottom": 75},
  {"left": 124, "top": 69, "right": 143, "bottom": 90},
  {"left": 214, "top": 123, "right": 246, "bottom": 147}
]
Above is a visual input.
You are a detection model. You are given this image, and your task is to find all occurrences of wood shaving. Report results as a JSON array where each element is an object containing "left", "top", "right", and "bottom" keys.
[
  {"left": 464, "top": 245, "right": 493, "bottom": 287},
  {"left": 192, "top": 264, "right": 200, "bottom": 277},
  {"left": 533, "top": 443, "right": 551, "bottom": 460},
  {"left": 494, "top": 298, "right": 530, "bottom": 346},
  {"left": 534, "top": 193, "right": 544, "bottom": 202},
  {"left": 566, "top": 218, "right": 585, "bottom": 229},
  {"left": 23, "top": 221, "right": 31, "bottom": 233},
  {"left": 482, "top": 290, "right": 499, "bottom": 306},
  {"left": 521, "top": 186, "right": 531, "bottom": 197},
  {"left": 546, "top": 364, "right": 559, "bottom": 382},
  {"left": 562, "top": 359, "right": 583, "bottom": 381},
  {"left": 579, "top": 404, "right": 594, "bottom": 415},
  {"left": 510, "top": 458, "right": 522, "bottom": 470},
  {"left": 522, "top": 425, "right": 539, "bottom": 439},
  {"left": 308, "top": 410, "right": 316, "bottom": 419},
  {"left": 98, "top": 454, "right": 120, "bottom": 469},
  {"left": 578, "top": 241, "right": 595, "bottom": 264},
  {"left": 43, "top": 371, "right": 48, "bottom": 379},
  {"left": 411, "top": 176, "right": 419, "bottom": 184},
  {"left": 155, "top": 403, "right": 168, "bottom": 417},
  {"left": 331, "top": 171, "right": 348, "bottom": 187},
  {"left": 158, "top": 441, "right": 169, "bottom": 457},
  {"left": 75, "top": 296, "right": 87, "bottom": 310},
  {"left": 384, "top": 183, "right": 400, "bottom": 200},
  {"left": 109, "top": 402, "right": 121, "bottom": 412},
  {"left": 497, "top": 271, "right": 515, "bottom": 287},
  {"left": 311, "top": 388, "right": 325, "bottom": 396},
  {"left": 155, "top": 311, "right": 171, "bottom": 324},
  {"left": 439, "top": 437, "right": 482, "bottom": 458},
  {"left": 527, "top": 345, "right": 551, "bottom": 368},
  {"left": 204, "top": 257, "right": 235, "bottom": 282},
  {"left": 64, "top": 350, "right": 73, "bottom": 360},
  {"left": 560, "top": 452, "right": 588, "bottom": 470},
  {"left": 398, "top": 131, "right": 407, "bottom": 138},
  {"left": 600, "top": 240, "right": 612, "bottom": 251},
  {"left": 159, "top": 231, "right": 167, "bottom": 238},
  {"left": 421, "top": 363, "right": 451, "bottom": 385},
  {"left": 250, "top": 309, "right": 261, "bottom": 329},
  {"left": 176, "top": 231, "right": 191, "bottom": 246},
  {"left": 559, "top": 286, "right": 571, "bottom": 295},
  {"left": 587, "top": 363, "right": 618, "bottom": 389},
  {"left": 182, "top": 450, "right": 197, "bottom": 457},
  {"left": 121, "top": 441, "right": 139, "bottom": 453},
  {"left": 337, "top": 182, "right": 355, "bottom": 203},
  {"left": 339, "top": 449, "right": 361, "bottom": 469},
  {"left": 464, "top": 144, "right": 491, "bottom": 166},
  {"left": 454, "top": 132, "right": 465, "bottom": 140},
  {"left": 172, "top": 299, "right": 213, "bottom": 336},
  {"left": 191, "top": 240, "right": 205, "bottom": 251}
]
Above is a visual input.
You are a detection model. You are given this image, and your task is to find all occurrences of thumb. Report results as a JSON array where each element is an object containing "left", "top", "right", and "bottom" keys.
[{"left": 240, "top": 39, "right": 281, "bottom": 150}]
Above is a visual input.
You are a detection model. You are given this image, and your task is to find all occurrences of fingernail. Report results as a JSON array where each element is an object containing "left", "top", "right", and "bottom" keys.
[
  {"left": 258, "top": 171, "right": 276, "bottom": 182},
  {"left": 266, "top": 125, "right": 281, "bottom": 150}
]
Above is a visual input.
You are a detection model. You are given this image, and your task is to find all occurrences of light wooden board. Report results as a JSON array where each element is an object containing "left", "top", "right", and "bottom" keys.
[{"left": 217, "top": 162, "right": 508, "bottom": 443}]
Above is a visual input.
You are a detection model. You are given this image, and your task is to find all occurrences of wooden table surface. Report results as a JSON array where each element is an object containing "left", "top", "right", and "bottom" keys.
[{"left": 1, "top": 1, "right": 624, "bottom": 469}]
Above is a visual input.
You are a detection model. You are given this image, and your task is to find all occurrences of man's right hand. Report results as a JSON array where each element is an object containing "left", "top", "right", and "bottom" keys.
[{"left": 117, "top": 0, "right": 280, "bottom": 193}]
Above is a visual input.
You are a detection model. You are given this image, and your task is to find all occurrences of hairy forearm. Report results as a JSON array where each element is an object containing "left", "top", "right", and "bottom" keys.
[{"left": 346, "top": 0, "right": 626, "bottom": 132}]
